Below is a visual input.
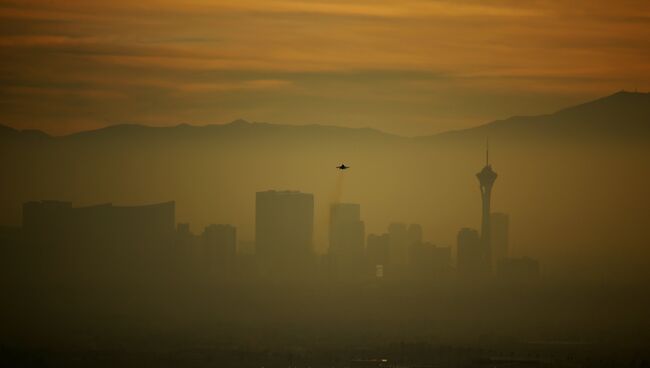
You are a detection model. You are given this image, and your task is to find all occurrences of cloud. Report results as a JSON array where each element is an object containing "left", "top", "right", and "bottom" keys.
[{"left": 0, "top": 0, "right": 649, "bottom": 135}]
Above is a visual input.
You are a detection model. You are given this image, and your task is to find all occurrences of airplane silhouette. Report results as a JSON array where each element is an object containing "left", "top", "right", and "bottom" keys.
[{"left": 336, "top": 164, "right": 349, "bottom": 170}]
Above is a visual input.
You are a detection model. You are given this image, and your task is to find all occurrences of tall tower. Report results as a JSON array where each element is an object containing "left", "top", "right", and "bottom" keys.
[
  {"left": 476, "top": 140, "right": 497, "bottom": 270},
  {"left": 329, "top": 203, "right": 365, "bottom": 280}
]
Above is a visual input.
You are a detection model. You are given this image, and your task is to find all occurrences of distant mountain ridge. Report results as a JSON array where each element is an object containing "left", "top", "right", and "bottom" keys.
[
  {"left": 0, "top": 124, "right": 50, "bottom": 141},
  {"left": 1, "top": 91, "right": 648, "bottom": 143},
  {"left": 424, "top": 91, "right": 650, "bottom": 142},
  {"left": 0, "top": 120, "right": 403, "bottom": 147}
]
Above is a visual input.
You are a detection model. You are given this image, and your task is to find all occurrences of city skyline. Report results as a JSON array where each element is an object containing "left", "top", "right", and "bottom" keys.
[{"left": 10, "top": 147, "right": 535, "bottom": 284}]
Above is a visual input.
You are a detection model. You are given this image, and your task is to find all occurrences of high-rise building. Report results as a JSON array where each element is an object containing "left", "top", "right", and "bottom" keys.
[
  {"left": 409, "top": 241, "right": 451, "bottom": 281},
  {"left": 255, "top": 190, "right": 314, "bottom": 265},
  {"left": 432, "top": 245, "right": 452, "bottom": 279},
  {"left": 388, "top": 222, "right": 409, "bottom": 268},
  {"left": 237, "top": 240, "right": 256, "bottom": 255},
  {"left": 366, "top": 233, "right": 390, "bottom": 279},
  {"left": 174, "top": 222, "right": 200, "bottom": 275},
  {"left": 490, "top": 212, "right": 509, "bottom": 265},
  {"left": 476, "top": 141, "right": 497, "bottom": 270},
  {"left": 177, "top": 223, "right": 191, "bottom": 235},
  {"left": 21, "top": 200, "right": 176, "bottom": 281},
  {"left": 202, "top": 224, "right": 237, "bottom": 262},
  {"left": 22, "top": 200, "right": 175, "bottom": 247},
  {"left": 456, "top": 227, "right": 483, "bottom": 280},
  {"left": 407, "top": 224, "right": 422, "bottom": 246},
  {"left": 330, "top": 203, "right": 361, "bottom": 228},
  {"left": 406, "top": 223, "right": 424, "bottom": 272},
  {"left": 328, "top": 203, "right": 365, "bottom": 280}
]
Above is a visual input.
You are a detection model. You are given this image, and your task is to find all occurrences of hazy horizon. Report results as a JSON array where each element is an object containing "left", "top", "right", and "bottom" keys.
[
  {"left": 2, "top": 90, "right": 650, "bottom": 285},
  {"left": 1, "top": 90, "right": 646, "bottom": 138}
]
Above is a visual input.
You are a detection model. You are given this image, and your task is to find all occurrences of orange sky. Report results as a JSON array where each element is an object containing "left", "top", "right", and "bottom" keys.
[{"left": 1, "top": 0, "right": 649, "bottom": 135}]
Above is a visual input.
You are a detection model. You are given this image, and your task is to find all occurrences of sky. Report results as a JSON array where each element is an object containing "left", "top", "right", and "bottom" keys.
[{"left": 0, "top": 0, "right": 649, "bottom": 136}]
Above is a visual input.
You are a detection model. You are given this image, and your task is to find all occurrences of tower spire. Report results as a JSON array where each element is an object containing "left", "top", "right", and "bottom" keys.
[{"left": 477, "top": 139, "right": 497, "bottom": 275}]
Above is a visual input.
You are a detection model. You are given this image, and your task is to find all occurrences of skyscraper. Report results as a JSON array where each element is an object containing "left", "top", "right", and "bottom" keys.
[
  {"left": 456, "top": 227, "right": 482, "bottom": 280},
  {"left": 388, "top": 222, "right": 409, "bottom": 268},
  {"left": 328, "top": 203, "right": 365, "bottom": 279},
  {"left": 329, "top": 203, "right": 364, "bottom": 257},
  {"left": 490, "top": 212, "right": 509, "bottom": 265},
  {"left": 409, "top": 241, "right": 451, "bottom": 281},
  {"left": 330, "top": 203, "right": 361, "bottom": 227},
  {"left": 255, "top": 190, "right": 314, "bottom": 266},
  {"left": 201, "top": 224, "right": 237, "bottom": 277},
  {"left": 407, "top": 223, "right": 423, "bottom": 271},
  {"left": 407, "top": 224, "right": 423, "bottom": 246},
  {"left": 476, "top": 141, "right": 497, "bottom": 271},
  {"left": 22, "top": 200, "right": 176, "bottom": 248},
  {"left": 366, "top": 233, "right": 390, "bottom": 278},
  {"left": 202, "top": 224, "right": 237, "bottom": 262},
  {"left": 21, "top": 200, "right": 176, "bottom": 282}
]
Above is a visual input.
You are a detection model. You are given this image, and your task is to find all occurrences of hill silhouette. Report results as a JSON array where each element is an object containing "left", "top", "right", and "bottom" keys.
[
  {"left": 422, "top": 90, "right": 650, "bottom": 143},
  {"left": 3, "top": 90, "right": 648, "bottom": 144}
]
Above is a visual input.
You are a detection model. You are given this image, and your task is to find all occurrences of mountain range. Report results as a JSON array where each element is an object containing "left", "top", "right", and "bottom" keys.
[{"left": 1, "top": 90, "right": 649, "bottom": 143}]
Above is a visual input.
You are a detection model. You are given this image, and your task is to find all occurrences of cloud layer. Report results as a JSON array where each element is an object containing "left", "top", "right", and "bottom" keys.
[{"left": 1, "top": 0, "right": 649, "bottom": 135}]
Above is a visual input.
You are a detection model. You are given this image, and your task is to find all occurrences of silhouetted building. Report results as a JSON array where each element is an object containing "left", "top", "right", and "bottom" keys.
[
  {"left": 432, "top": 245, "right": 452, "bottom": 279},
  {"left": 23, "top": 200, "right": 175, "bottom": 247},
  {"left": 456, "top": 227, "right": 484, "bottom": 280},
  {"left": 255, "top": 190, "right": 314, "bottom": 274},
  {"left": 202, "top": 224, "right": 237, "bottom": 262},
  {"left": 476, "top": 142, "right": 497, "bottom": 272},
  {"left": 409, "top": 241, "right": 451, "bottom": 281},
  {"left": 238, "top": 239, "right": 256, "bottom": 255},
  {"left": 328, "top": 203, "right": 365, "bottom": 280},
  {"left": 367, "top": 233, "right": 390, "bottom": 279},
  {"left": 497, "top": 257, "right": 540, "bottom": 283},
  {"left": 407, "top": 223, "right": 422, "bottom": 246},
  {"left": 21, "top": 200, "right": 176, "bottom": 283},
  {"left": 406, "top": 223, "right": 422, "bottom": 267},
  {"left": 174, "top": 222, "right": 200, "bottom": 277},
  {"left": 175, "top": 222, "right": 197, "bottom": 251},
  {"left": 330, "top": 202, "right": 360, "bottom": 226},
  {"left": 177, "top": 223, "right": 191, "bottom": 238},
  {"left": 476, "top": 143, "right": 497, "bottom": 271},
  {"left": 490, "top": 212, "right": 509, "bottom": 266},
  {"left": 388, "top": 222, "right": 409, "bottom": 269}
]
